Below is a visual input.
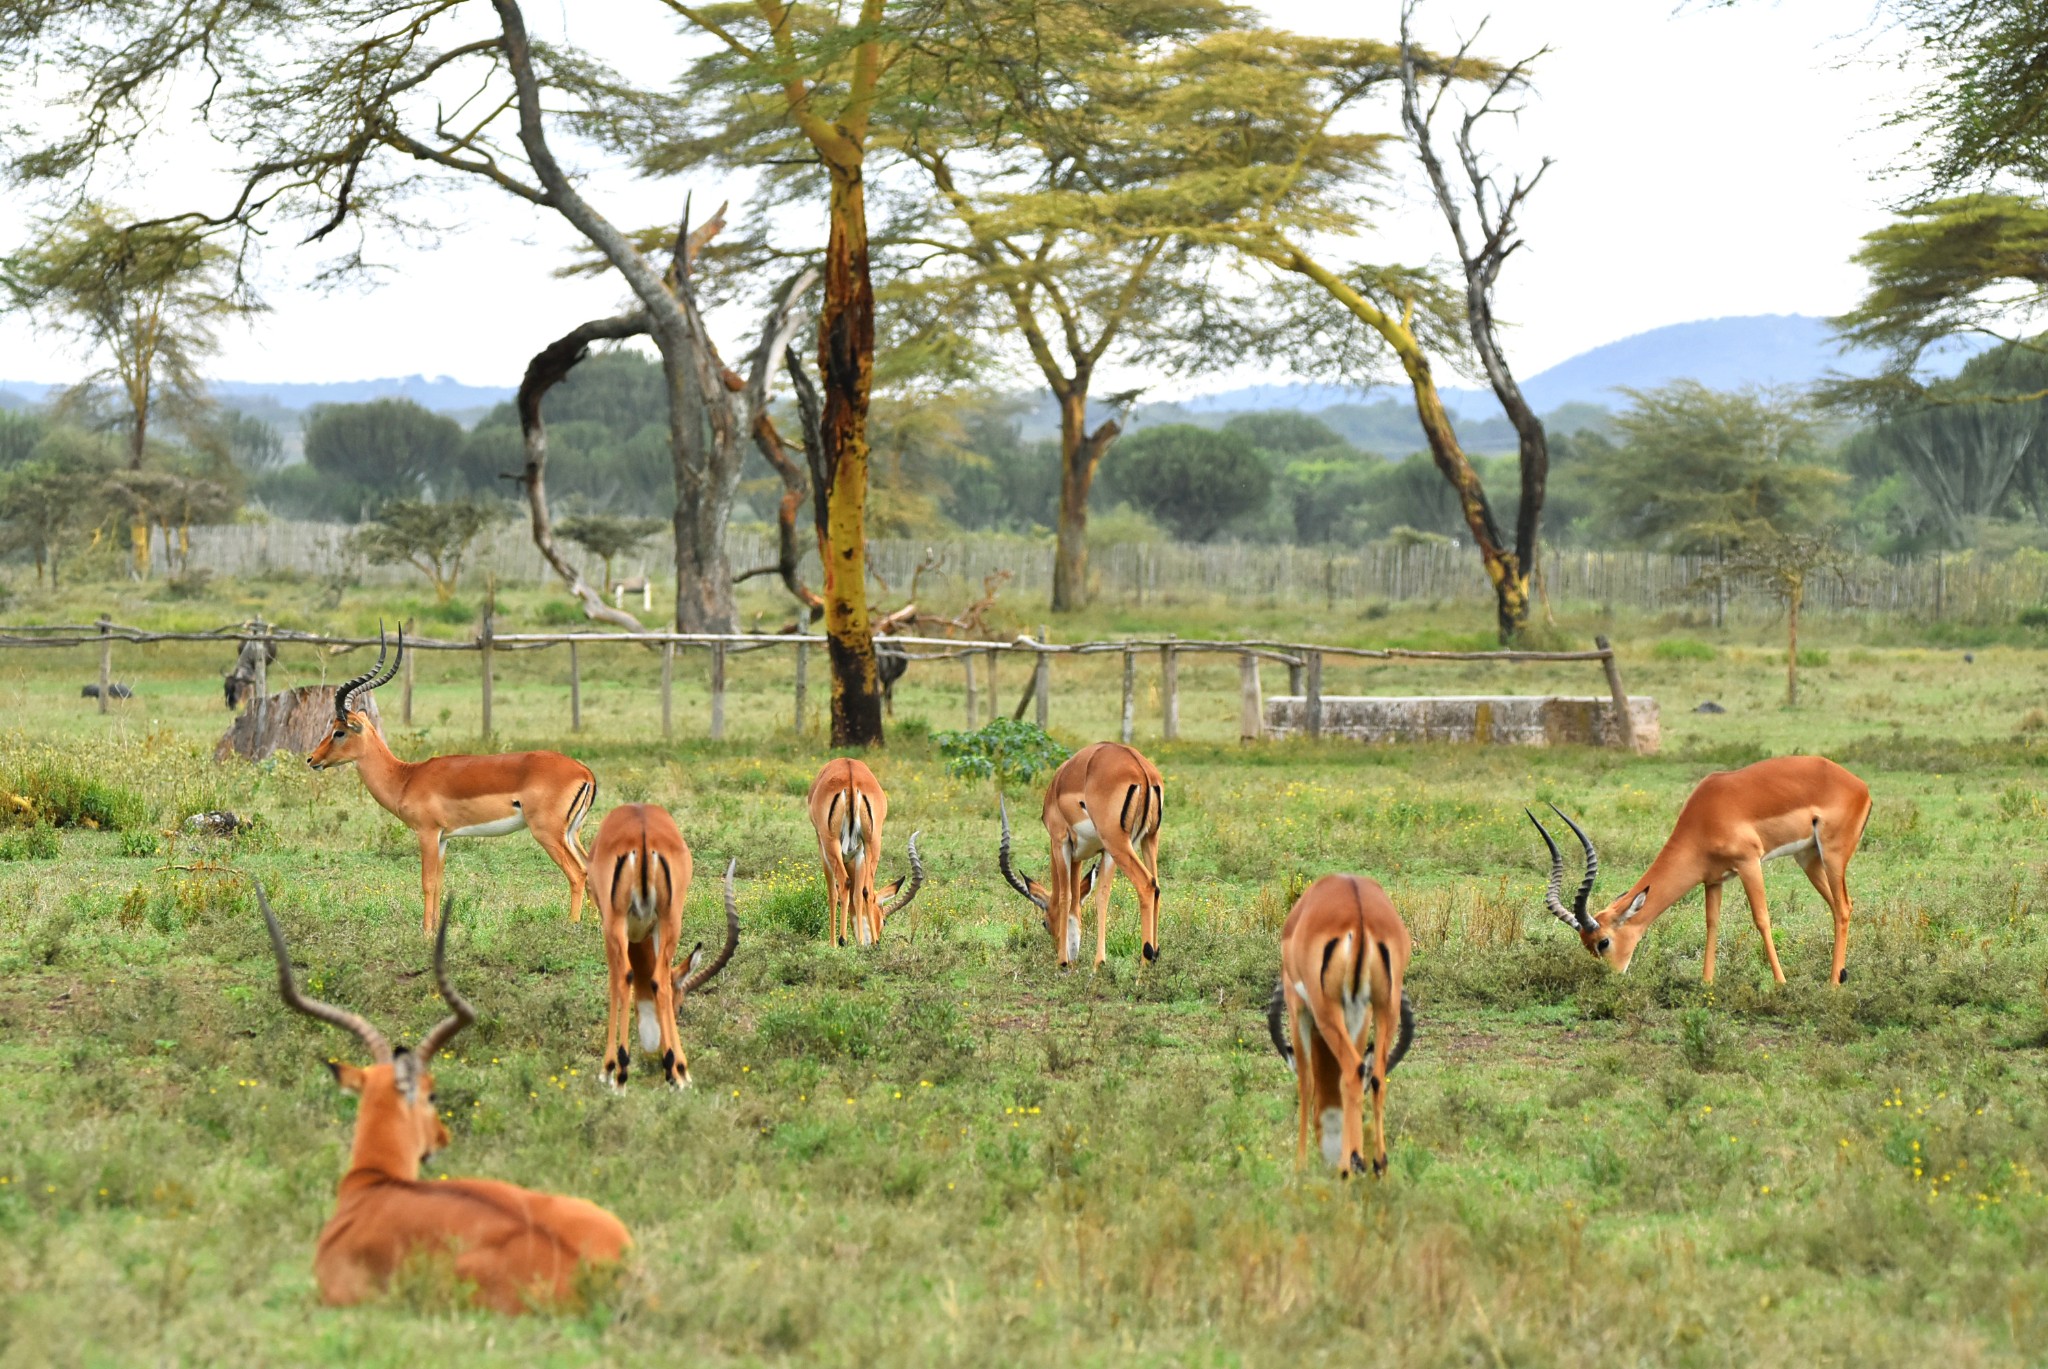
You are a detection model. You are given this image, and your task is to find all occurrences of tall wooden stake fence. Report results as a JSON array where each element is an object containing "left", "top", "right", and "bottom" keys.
[{"left": 0, "top": 620, "right": 1638, "bottom": 749}]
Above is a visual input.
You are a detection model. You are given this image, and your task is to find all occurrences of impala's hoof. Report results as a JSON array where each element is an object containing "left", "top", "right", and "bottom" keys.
[
  {"left": 1838, "top": 966, "right": 1850, "bottom": 983},
  {"left": 1372, "top": 1157, "right": 1388, "bottom": 1178},
  {"left": 1142, "top": 942, "right": 1158, "bottom": 963}
]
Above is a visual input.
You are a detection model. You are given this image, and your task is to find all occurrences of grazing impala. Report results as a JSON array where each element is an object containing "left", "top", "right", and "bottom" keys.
[
  {"left": 1264, "top": 875, "right": 1414, "bottom": 1177},
  {"left": 1528, "top": 754, "right": 1873, "bottom": 984},
  {"left": 307, "top": 626, "right": 598, "bottom": 934},
  {"left": 258, "top": 882, "right": 630, "bottom": 1313},
  {"left": 998, "top": 741, "right": 1163, "bottom": 969},
  {"left": 806, "top": 758, "right": 924, "bottom": 948},
  {"left": 585, "top": 804, "right": 740, "bottom": 1089}
]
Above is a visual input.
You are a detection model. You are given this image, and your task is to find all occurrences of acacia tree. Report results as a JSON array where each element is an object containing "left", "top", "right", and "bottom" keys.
[
  {"left": 1399, "top": 3, "right": 1554, "bottom": 638},
  {"left": 1099, "top": 29, "right": 1532, "bottom": 639},
  {"left": 0, "top": 204, "right": 255, "bottom": 578},
  {"left": 0, "top": 0, "right": 751, "bottom": 631},
  {"left": 886, "top": 0, "right": 1244, "bottom": 611},
  {"left": 653, "top": 1, "right": 933, "bottom": 745}
]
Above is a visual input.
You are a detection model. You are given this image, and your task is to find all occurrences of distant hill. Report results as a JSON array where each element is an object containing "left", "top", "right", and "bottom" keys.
[
  {"left": 1173, "top": 314, "right": 1984, "bottom": 420},
  {"left": 0, "top": 374, "right": 513, "bottom": 415}
]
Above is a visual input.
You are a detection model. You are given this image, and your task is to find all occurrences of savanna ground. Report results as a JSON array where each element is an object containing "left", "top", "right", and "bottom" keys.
[{"left": 1, "top": 571, "right": 2047, "bottom": 1367}]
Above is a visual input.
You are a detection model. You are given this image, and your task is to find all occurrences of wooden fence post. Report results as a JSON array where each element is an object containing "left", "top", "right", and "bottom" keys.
[
  {"left": 96, "top": 616, "right": 111, "bottom": 715},
  {"left": 1595, "top": 634, "right": 1637, "bottom": 753},
  {"left": 1160, "top": 641, "right": 1180, "bottom": 742},
  {"left": 250, "top": 617, "right": 270, "bottom": 737},
  {"left": 964, "top": 651, "right": 978, "bottom": 730},
  {"left": 1033, "top": 648, "right": 1050, "bottom": 729},
  {"left": 1239, "top": 652, "right": 1262, "bottom": 743},
  {"left": 479, "top": 613, "right": 495, "bottom": 741},
  {"left": 660, "top": 640, "right": 674, "bottom": 741},
  {"left": 1120, "top": 646, "right": 1136, "bottom": 744},
  {"left": 401, "top": 618, "right": 415, "bottom": 725},
  {"left": 709, "top": 642, "right": 727, "bottom": 741},
  {"left": 1288, "top": 659, "right": 1304, "bottom": 696},
  {"left": 1304, "top": 650, "right": 1323, "bottom": 741},
  {"left": 985, "top": 648, "right": 999, "bottom": 721},
  {"left": 568, "top": 639, "right": 582, "bottom": 732},
  {"left": 793, "top": 639, "right": 808, "bottom": 735}
]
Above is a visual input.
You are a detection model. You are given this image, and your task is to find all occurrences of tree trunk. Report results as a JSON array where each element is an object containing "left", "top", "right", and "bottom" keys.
[
  {"left": 817, "top": 163, "right": 884, "bottom": 747},
  {"left": 1785, "top": 575, "right": 1803, "bottom": 706},
  {"left": 1051, "top": 382, "right": 1124, "bottom": 613}
]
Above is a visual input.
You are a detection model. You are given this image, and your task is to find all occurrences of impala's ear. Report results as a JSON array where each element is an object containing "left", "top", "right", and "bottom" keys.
[
  {"left": 680, "top": 941, "right": 705, "bottom": 981},
  {"left": 326, "top": 1060, "right": 367, "bottom": 1094}
]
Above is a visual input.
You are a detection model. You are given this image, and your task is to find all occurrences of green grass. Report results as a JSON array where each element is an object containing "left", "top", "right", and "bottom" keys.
[{"left": 1, "top": 575, "right": 2047, "bottom": 1364}]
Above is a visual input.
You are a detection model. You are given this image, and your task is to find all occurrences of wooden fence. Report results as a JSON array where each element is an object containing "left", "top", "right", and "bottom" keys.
[
  {"left": 0, "top": 619, "right": 1643, "bottom": 750},
  {"left": 168, "top": 520, "right": 2048, "bottom": 622}
]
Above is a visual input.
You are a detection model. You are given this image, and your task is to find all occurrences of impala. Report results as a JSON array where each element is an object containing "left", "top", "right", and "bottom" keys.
[
  {"left": 998, "top": 741, "right": 1163, "bottom": 969},
  {"left": 806, "top": 758, "right": 923, "bottom": 948},
  {"left": 1264, "top": 875, "right": 1415, "bottom": 1177},
  {"left": 1528, "top": 754, "right": 1873, "bottom": 984},
  {"left": 307, "top": 626, "right": 598, "bottom": 934},
  {"left": 585, "top": 803, "right": 740, "bottom": 1089},
  {"left": 258, "top": 882, "right": 630, "bottom": 1313}
]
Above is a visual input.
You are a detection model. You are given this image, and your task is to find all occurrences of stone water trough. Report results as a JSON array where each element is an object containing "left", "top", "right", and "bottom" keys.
[{"left": 1263, "top": 694, "right": 1660, "bottom": 753}]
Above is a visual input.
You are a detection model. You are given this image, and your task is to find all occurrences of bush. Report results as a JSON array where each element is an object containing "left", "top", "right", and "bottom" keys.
[
  {"left": 1653, "top": 638, "right": 1716, "bottom": 662},
  {"left": 2017, "top": 604, "right": 2048, "bottom": 629},
  {"left": 0, "top": 821, "right": 59, "bottom": 860},
  {"left": 760, "top": 880, "right": 828, "bottom": 940},
  {"left": 933, "top": 719, "right": 1070, "bottom": 785},
  {"left": 5, "top": 760, "right": 148, "bottom": 830}
]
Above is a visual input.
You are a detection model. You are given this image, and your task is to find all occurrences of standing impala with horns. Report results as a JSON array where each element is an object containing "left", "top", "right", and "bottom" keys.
[
  {"left": 806, "top": 758, "right": 923, "bottom": 948},
  {"left": 307, "top": 626, "right": 598, "bottom": 934},
  {"left": 259, "top": 883, "right": 630, "bottom": 1313},
  {"left": 1528, "top": 755, "right": 1873, "bottom": 984},
  {"left": 585, "top": 803, "right": 740, "bottom": 1090},
  {"left": 998, "top": 742, "right": 1163, "bottom": 970}
]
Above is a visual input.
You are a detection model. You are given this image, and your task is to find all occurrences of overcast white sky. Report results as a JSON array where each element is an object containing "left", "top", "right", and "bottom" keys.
[{"left": 0, "top": 0, "right": 1919, "bottom": 397}]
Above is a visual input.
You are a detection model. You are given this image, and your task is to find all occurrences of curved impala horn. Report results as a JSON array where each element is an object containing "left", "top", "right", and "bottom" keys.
[
  {"left": 680, "top": 860, "right": 741, "bottom": 995},
  {"left": 1548, "top": 802, "right": 1601, "bottom": 927},
  {"left": 332, "top": 620, "right": 389, "bottom": 720},
  {"left": 415, "top": 895, "right": 475, "bottom": 1065},
  {"left": 257, "top": 879, "right": 394, "bottom": 1064},
  {"left": 1526, "top": 810, "right": 1588, "bottom": 932},
  {"left": 363, "top": 623, "right": 405, "bottom": 696},
  {"left": 881, "top": 831, "right": 925, "bottom": 919},
  {"left": 997, "top": 797, "right": 1048, "bottom": 912}
]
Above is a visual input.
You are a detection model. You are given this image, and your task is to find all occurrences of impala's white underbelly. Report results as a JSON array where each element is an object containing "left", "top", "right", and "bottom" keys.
[
  {"left": 448, "top": 812, "right": 528, "bottom": 839},
  {"left": 1761, "top": 835, "right": 1817, "bottom": 863},
  {"left": 1069, "top": 816, "right": 1102, "bottom": 863}
]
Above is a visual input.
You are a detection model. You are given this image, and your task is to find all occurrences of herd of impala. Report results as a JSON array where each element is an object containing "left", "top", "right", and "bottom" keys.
[{"left": 262, "top": 626, "right": 1875, "bottom": 1312}]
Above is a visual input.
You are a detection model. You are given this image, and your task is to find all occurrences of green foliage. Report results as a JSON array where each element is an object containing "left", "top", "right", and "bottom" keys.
[
  {"left": 458, "top": 354, "right": 674, "bottom": 512},
  {"left": 761, "top": 879, "right": 829, "bottom": 940},
  {"left": 1652, "top": 638, "right": 1716, "bottom": 662},
  {"left": 2019, "top": 605, "right": 2048, "bottom": 628},
  {"left": 0, "top": 820, "right": 59, "bottom": 860},
  {"left": 4, "top": 758, "right": 148, "bottom": 831},
  {"left": 1593, "top": 383, "right": 1845, "bottom": 552},
  {"left": 1097, "top": 424, "right": 1271, "bottom": 542},
  {"left": 349, "top": 499, "right": 507, "bottom": 603},
  {"left": 932, "top": 719, "right": 1070, "bottom": 785},
  {"left": 303, "top": 400, "right": 465, "bottom": 510},
  {"left": 1221, "top": 410, "right": 1349, "bottom": 455},
  {"left": 556, "top": 514, "right": 664, "bottom": 591}
]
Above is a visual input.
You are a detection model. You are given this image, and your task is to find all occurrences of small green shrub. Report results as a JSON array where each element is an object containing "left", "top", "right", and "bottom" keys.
[
  {"left": 2017, "top": 604, "right": 2048, "bottom": 629},
  {"left": 118, "top": 828, "right": 161, "bottom": 858},
  {"left": 1797, "top": 648, "right": 1830, "bottom": 667},
  {"left": 535, "top": 598, "right": 587, "bottom": 626},
  {"left": 760, "top": 880, "right": 828, "bottom": 940},
  {"left": 933, "top": 719, "right": 1069, "bottom": 785},
  {"left": 757, "top": 998, "right": 888, "bottom": 1059},
  {"left": 5, "top": 760, "right": 148, "bottom": 830},
  {"left": 0, "top": 821, "right": 59, "bottom": 861},
  {"left": 1678, "top": 1006, "right": 1732, "bottom": 1072},
  {"left": 1653, "top": 638, "right": 1716, "bottom": 662},
  {"left": 1996, "top": 782, "right": 2042, "bottom": 823}
]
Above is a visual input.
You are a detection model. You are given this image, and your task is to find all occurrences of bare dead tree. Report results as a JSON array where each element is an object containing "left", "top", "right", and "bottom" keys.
[
  {"left": 1400, "top": 3, "right": 1555, "bottom": 638},
  {"left": 733, "top": 267, "right": 825, "bottom": 617}
]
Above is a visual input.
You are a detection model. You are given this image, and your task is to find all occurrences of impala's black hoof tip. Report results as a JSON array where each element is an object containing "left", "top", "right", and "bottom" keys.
[
  {"left": 1372, "top": 1155, "right": 1388, "bottom": 1178},
  {"left": 1838, "top": 966, "right": 1849, "bottom": 983},
  {"left": 1142, "top": 942, "right": 1158, "bottom": 963},
  {"left": 1349, "top": 1152, "right": 1368, "bottom": 1176}
]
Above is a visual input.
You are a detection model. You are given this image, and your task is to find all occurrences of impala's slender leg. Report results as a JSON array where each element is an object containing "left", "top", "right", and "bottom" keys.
[
  {"left": 655, "top": 919, "right": 689, "bottom": 1089},
  {"left": 531, "top": 819, "right": 589, "bottom": 925},
  {"left": 1302, "top": 963, "right": 1368, "bottom": 1174},
  {"left": 1092, "top": 860, "right": 1115, "bottom": 968},
  {"left": 1100, "top": 821, "right": 1157, "bottom": 963},
  {"left": 1367, "top": 964, "right": 1396, "bottom": 1177},
  {"left": 1701, "top": 880, "right": 1724, "bottom": 984},
  {"left": 419, "top": 830, "right": 446, "bottom": 936},
  {"left": 602, "top": 917, "right": 633, "bottom": 1087},
  {"left": 1735, "top": 858, "right": 1787, "bottom": 984},
  {"left": 1140, "top": 820, "right": 1161, "bottom": 957},
  {"left": 1049, "top": 839, "right": 1078, "bottom": 969},
  {"left": 1797, "top": 847, "right": 1853, "bottom": 986},
  {"left": 818, "top": 838, "right": 848, "bottom": 947},
  {"left": 1289, "top": 1001, "right": 1315, "bottom": 1168}
]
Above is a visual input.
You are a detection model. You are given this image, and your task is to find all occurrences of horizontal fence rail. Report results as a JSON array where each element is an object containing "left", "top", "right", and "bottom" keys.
[
  {"left": 146, "top": 521, "right": 2048, "bottom": 622},
  {"left": 0, "top": 619, "right": 1644, "bottom": 750}
]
